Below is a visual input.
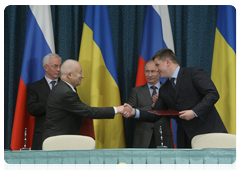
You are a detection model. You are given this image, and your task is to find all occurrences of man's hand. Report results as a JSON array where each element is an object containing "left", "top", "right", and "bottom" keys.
[
  {"left": 151, "top": 94, "right": 159, "bottom": 108},
  {"left": 179, "top": 110, "right": 196, "bottom": 121},
  {"left": 121, "top": 103, "right": 135, "bottom": 118},
  {"left": 116, "top": 103, "right": 135, "bottom": 118},
  {"left": 116, "top": 105, "right": 124, "bottom": 113}
]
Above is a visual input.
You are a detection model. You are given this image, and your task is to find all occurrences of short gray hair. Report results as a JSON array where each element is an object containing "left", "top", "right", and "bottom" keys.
[{"left": 42, "top": 53, "right": 62, "bottom": 67}]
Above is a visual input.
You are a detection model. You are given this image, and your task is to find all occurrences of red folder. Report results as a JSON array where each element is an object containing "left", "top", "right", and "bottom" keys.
[{"left": 147, "top": 110, "right": 180, "bottom": 116}]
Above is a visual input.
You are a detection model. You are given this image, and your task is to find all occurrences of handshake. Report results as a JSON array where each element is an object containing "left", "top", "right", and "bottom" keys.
[{"left": 116, "top": 103, "right": 135, "bottom": 118}]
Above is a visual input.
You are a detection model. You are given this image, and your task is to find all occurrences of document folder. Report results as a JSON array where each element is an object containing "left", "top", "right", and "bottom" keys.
[{"left": 147, "top": 110, "right": 180, "bottom": 115}]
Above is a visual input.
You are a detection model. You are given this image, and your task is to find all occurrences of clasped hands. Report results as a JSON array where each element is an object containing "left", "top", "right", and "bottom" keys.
[
  {"left": 116, "top": 104, "right": 135, "bottom": 118},
  {"left": 116, "top": 104, "right": 196, "bottom": 120}
]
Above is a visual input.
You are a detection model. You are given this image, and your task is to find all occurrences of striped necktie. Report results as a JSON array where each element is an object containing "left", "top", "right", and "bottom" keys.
[
  {"left": 51, "top": 81, "right": 56, "bottom": 90},
  {"left": 151, "top": 86, "right": 157, "bottom": 97},
  {"left": 170, "top": 78, "right": 176, "bottom": 91}
]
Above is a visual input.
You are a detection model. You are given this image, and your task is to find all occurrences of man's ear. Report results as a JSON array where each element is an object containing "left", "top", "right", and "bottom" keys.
[
  {"left": 166, "top": 58, "right": 171, "bottom": 66},
  {"left": 43, "top": 64, "right": 48, "bottom": 71},
  {"left": 67, "top": 72, "right": 72, "bottom": 79}
]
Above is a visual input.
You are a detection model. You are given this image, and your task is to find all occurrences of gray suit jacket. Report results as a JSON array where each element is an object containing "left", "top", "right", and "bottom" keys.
[
  {"left": 43, "top": 81, "right": 115, "bottom": 141},
  {"left": 128, "top": 83, "right": 174, "bottom": 148}
]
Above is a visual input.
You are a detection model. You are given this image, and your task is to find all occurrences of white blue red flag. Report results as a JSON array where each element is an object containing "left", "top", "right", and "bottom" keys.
[
  {"left": 11, "top": 5, "right": 55, "bottom": 150},
  {"left": 135, "top": 5, "right": 178, "bottom": 148}
]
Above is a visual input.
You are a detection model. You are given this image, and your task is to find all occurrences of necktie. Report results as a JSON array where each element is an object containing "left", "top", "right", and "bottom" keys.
[
  {"left": 151, "top": 86, "right": 157, "bottom": 97},
  {"left": 51, "top": 81, "right": 56, "bottom": 90},
  {"left": 170, "top": 78, "right": 176, "bottom": 91}
]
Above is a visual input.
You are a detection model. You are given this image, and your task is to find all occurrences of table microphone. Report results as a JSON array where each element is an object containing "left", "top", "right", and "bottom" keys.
[
  {"left": 20, "top": 128, "right": 31, "bottom": 150},
  {"left": 157, "top": 126, "right": 167, "bottom": 148}
]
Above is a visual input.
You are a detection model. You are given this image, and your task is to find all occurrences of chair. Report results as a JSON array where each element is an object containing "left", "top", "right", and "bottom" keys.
[
  {"left": 42, "top": 135, "right": 95, "bottom": 150},
  {"left": 191, "top": 133, "right": 236, "bottom": 149}
]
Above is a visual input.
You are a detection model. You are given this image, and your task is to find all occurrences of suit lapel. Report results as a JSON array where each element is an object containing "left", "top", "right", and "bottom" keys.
[
  {"left": 175, "top": 67, "right": 184, "bottom": 99},
  {"left": 40, "top": 77, "right": 51, "bottom": 95},
  {"left": 165, "top": 68, "right": 185, "bottom": 100},
  {"left": 141, "top": 84, "right": 153, "bottom": 105},
  {"left": 166, "top": 79, "right": 175, "bottom": 99}
]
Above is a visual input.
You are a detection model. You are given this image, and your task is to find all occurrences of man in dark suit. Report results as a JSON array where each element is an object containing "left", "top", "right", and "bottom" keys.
[
  {"left": 124, "top": 48, "right": 227, "bottom": 148},
  {"left": 128, "top": 60, "right": 174, "bottom": 148},
  {"left": 27, "top": 53, "right": 62, "bottom": 150},
  {"left": 43, "top": 59, "right": 125, "bottom": 142}
]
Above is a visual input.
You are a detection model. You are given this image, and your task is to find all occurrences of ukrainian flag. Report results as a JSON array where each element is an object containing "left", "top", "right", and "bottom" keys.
[
  {"left": 211, "top": 5, "right": 236, "bottom": 134},
  {"left": 77, "top": 5, "right": 125, "bottom": 148}
]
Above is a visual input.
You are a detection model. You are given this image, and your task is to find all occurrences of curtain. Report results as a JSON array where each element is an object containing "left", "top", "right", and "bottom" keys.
[{"left": 4, "top": 5, "right": 218, "bottom": 149}]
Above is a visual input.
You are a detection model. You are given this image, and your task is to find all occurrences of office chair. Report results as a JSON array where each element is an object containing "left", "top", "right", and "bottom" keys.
[
  {"left": 42, "top": 135, "right": 95, "bottom": 150},
  {"left": 191, "top": 133, "right": 236, "bottom": 149}
]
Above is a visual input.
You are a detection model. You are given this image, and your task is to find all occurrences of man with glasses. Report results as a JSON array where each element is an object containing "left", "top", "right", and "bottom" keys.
[{"left": 27, "top": 53, "right": 62, "bottom": 150}]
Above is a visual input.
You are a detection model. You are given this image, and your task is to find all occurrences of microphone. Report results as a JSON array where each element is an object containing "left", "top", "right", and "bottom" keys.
[
  {"left": 20, "top": 128, "right": 31, "bottom": 150},
  {"left": 157, "top": 126, "right": 167, "bottom": 148}
]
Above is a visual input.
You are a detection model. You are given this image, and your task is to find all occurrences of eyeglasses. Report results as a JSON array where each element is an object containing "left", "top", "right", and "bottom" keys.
[{"left": 48, "top": 64, "right": 61, "bottom": 69}]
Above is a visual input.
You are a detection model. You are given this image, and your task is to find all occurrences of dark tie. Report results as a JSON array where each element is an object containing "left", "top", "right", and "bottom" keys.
[
  {"left": 170, "top": 78, "right": 176, "bottom": 91},
  {"left": 151, "top": 86, "right": 157, "bottom": 97},
  {"left": 51, "top": 81, "right": 56, "bottom": 89}
]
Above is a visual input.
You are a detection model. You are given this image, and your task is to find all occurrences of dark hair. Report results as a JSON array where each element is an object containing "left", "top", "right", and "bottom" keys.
[{"left": 152, "top": 48, "right": 179, "bottom": 64}]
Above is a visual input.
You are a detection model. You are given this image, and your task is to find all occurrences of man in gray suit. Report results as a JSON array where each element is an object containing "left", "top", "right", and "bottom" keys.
[
  {"left": 43, "top": 59, "right": 126, "bottom": 141},
  {"left": 128, "top": 60, "right": 174, "bottom": 148}
]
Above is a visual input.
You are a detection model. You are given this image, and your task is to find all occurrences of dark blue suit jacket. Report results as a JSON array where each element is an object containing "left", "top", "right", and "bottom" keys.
[{"left": 139, "top": 67, "right": 227, "bottom": 141}]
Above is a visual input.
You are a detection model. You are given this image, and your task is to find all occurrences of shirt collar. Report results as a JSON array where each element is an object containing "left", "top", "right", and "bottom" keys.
[
  {"left": 62, "top": 80, "right": 76, "bottom": 92},
  {"left": 45, "top": 76, "right": 58, "bottom": 84},
  {"left": 171, "top": 66, "right": 180, "bottom": 79},
  {"left": 147, "top": 82, "right": 161, "bottom": 89}
]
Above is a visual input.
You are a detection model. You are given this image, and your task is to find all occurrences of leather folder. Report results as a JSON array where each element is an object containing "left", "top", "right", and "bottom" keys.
[{"left": 147, "top": 110, "right": 180, "bottom": 115}]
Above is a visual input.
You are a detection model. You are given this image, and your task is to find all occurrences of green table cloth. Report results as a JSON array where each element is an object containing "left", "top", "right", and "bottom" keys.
[{"left": 4, "top": 148, "right": 236, "bottom": 164}]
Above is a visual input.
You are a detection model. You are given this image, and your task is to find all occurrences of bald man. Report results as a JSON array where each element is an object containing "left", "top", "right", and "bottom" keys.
[{"left": 43, "top": 59, "right": 125, "bottom": 141}]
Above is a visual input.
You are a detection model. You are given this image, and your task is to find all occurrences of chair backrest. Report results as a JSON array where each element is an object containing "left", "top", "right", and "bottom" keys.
[
  {"left": 42, "top": 135, "right": 95, "bottom": 150},
  {"left": 191, "top": 133, "right": 236, "bottom": 149}
]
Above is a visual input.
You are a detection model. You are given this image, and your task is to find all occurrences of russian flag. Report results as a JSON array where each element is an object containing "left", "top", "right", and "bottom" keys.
[
  {"left": 211, "top": 5, "right": 236, "bottom": 135},
  {"left": 77, "top": 5, "right": 125, "bottom": 149},
  {"left": 135, "top": 5, "right": 178, "bottom": 148},
  {"left": 10, "top": 5, "right": 55, "bottom": 150}
]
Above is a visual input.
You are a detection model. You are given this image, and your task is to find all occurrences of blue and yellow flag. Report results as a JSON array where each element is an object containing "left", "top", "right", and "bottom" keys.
[
  {"left": 211, "top": 5, "right": 236, "bottom": 134},
  {"left": 77, "top": 5, "right": 125, "bottom": 148}
]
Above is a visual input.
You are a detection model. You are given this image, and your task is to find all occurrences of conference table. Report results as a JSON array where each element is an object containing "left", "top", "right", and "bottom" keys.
[{"left": 4, "top": 148, "right": 236, "bottom": 164}]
